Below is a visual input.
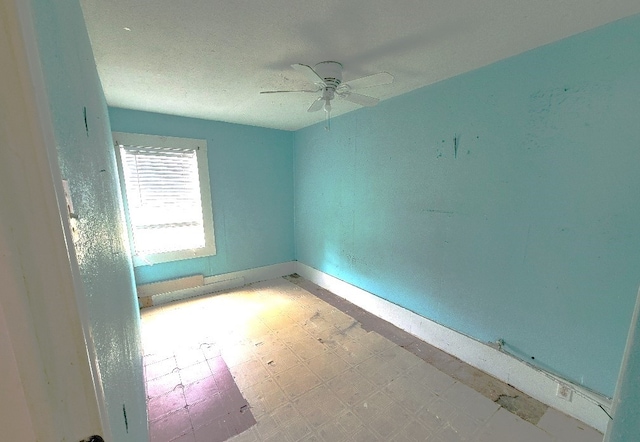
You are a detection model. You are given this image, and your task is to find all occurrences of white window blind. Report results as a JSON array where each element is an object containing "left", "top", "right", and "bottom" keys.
[
  {"left": 114, "top": 132, "right": 216, "bottom": 266},
  {"left": 119, "top": 143, "right": 207, "bottom": 256}
]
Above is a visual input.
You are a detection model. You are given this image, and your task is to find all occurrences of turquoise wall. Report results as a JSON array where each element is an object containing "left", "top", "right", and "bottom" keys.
[
  {"left": 294, "top": 14, "right": 640, "bottom": 397},
  {"left": 109, "top": 109, "right": 295, "bottom": 284},
  {"left": 32, "top": 1, "right": 147, "bottom": 440},
  {"left": 606, "top": 289, "right": 640, "bottom": 441}
]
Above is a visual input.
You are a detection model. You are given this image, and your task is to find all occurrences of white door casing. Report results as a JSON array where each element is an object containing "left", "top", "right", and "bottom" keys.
[{"left": 0, "top": 0, "right": 108, "bottom": 439}]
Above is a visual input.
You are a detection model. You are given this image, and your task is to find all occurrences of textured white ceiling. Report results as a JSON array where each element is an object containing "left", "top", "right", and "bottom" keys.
[{"left": 80, "top": 1, "right": 640, "bottom": 131}]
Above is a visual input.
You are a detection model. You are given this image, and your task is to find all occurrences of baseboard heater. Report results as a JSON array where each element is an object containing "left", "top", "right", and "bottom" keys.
[{"left": 136, "top": 274, "right": 245, "bottom": 308}]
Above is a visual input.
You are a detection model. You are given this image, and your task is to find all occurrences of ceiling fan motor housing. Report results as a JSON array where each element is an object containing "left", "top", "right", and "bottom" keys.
[{"left": 314, "top": 61, "right": 343, "bottom": 89}]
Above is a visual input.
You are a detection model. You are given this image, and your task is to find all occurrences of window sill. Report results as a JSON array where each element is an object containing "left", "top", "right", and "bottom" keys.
[{"left": 132, "top": 245, "right": 217, "bottom": 267}]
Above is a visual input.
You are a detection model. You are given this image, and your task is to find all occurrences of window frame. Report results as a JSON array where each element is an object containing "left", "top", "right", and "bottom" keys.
[{"left": 113, "top": 132, "right": 216, "bottom": 267}]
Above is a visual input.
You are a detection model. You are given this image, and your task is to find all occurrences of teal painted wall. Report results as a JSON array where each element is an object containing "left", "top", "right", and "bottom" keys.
[
  {"left": 294, "top": 14, "right": 640, "bottom": 397},
  {"left": 109, "top": 108, "right": 295, "bottom": 284},
  {"left": 32, "top": 1, "right": 147, "bottom": 440},
  {"left": 606, "top": 289, "right": 640, "bottom": 441}
]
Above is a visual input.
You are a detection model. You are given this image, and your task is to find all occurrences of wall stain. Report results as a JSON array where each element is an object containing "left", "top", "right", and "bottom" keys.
[
  {"left": 424, "top": 209, "right": 454, "bottom": 215},
  {"left": 453, "top": 134, "right": 459, "bottom": 158},
  {"left": 123, "top": 403, "right": 128, "bottom": 433},
  {"left": 83, "top": 106, "right": 88, "bottom": 136},
  {"left": 526, "top": 83, "right": 607, "bottom": 150}
]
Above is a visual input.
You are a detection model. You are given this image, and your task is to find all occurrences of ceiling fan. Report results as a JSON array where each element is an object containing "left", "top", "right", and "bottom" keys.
[{"left": 261, "top": 61, "right": 393, "bottom": 128}]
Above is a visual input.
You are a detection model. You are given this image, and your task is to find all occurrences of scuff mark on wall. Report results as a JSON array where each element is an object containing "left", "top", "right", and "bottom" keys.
[
  {"left": 83, "top": 106, "right": 88, "bottom": 136},
  {"left": 122, "top": 404, "right": 128, "bottom": 433},
  {"left": 424, "top": 209, "right": 454, "bottom": 215},
  {"left": 454, "top": 134, "right": 459, "bottom": 158}
]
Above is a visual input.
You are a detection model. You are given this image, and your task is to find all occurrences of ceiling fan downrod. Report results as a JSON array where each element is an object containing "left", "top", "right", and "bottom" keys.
[{"left": 322, "top": 88, "right": 334, "bottom": 131}]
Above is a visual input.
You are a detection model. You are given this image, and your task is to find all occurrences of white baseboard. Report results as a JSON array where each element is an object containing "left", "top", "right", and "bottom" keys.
[
  {"left": 203, "top": 261, "right": 296, "bottom": 287},
  {"left": 151, "top": 261, "right": 296, "bottom": 306},
  {"left": 295, "top": 262, "right": 611, "bottom": 433}
]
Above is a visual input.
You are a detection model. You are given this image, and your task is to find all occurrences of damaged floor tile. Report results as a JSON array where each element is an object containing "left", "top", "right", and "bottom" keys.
[{"left": 141, "top": 276, "right": 602, "bottom": 442}]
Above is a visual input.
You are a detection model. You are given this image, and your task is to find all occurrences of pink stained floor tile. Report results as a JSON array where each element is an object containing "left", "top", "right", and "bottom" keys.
[
  {"left": 188, "top": 393, "right": 231, "bottom": 430},
  {"left": 148, "top": 387, "right": 188, "bottom": 422},
  {"left": 219, "top": 386, "right": 251, "bottom": 417},
  {"left": 194, "top": 418, "right": 233, "bottom": 442},
  {"left": 171, "top": 430, "right": 197, "bottom": 442},
  {"left": 180, "top": 361, "right": 213, "bottom": 386},
  {"left": 209, "top": 355, "right": 231, "bottom": 376},
  {"left": 192, "top": 399, "right": 257, "bottom": 442},
  {"left": 179, "top": 355, "right": 257, "bottom": 440},
  {"left": 184, "top": 376, "right": 220, "bottom": 406},
  {"left": 147, "top": 371, "right": 183, "bottom": 400},
  {"left": 149, "top": 407, "right": 192, "bottom": 442},
  {"left": 212, "top": 364, "right": 238, "bottom": 392},
  {"left": 235, "top": 405, "right": 258, "bottom": 432}
]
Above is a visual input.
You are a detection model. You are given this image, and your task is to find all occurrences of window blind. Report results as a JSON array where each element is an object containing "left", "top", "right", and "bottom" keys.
[{"left": 119, "top": 144, "right": 206, "bottom": 255}]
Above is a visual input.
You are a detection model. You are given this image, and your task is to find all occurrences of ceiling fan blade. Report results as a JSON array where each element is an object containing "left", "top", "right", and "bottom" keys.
[
  {"left": 292, "top": 63, "right": 326, "bottom": 86},
  {"left": 307, "top": 98, "right": 324, "bottom": 112},
  {"left": 342, "top": 92, "right": 379, "bottom": 107},
  {"left": 343, "top": 72, "right": 393, "bottom": 90},
  {"left": 260, "top": 89, "right": 318, "bottom": 94}
]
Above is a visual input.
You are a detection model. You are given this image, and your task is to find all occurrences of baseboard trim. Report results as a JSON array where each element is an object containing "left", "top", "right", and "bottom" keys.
[
  {"left": 149, "top": 261, "right": 296, "bottom": 306},
  {"left": 295, "top": 262, "right": 611, "bottom": 433},
  {"left": 202, "top": 261, "right": 296, "bottom": 287}
]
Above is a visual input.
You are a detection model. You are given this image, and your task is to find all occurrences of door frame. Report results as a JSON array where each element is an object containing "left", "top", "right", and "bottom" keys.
[{"left": 0, "top": 0, "right": 109, "bottom": 439}]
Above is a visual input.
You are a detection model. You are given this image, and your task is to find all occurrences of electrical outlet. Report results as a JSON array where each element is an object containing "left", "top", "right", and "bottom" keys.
[{"left": 556, "top": 382, "right": 573, "bottom": 401}]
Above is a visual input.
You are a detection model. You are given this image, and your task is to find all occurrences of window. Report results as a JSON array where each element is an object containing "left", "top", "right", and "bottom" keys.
[{"left": 113, "top": 132, "right": 216, "bottom": 266}]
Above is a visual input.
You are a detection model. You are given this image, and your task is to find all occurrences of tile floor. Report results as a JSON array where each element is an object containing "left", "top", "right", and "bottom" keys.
[{"left": 141, "top": 277, "right": 604, "bottom": 442}]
